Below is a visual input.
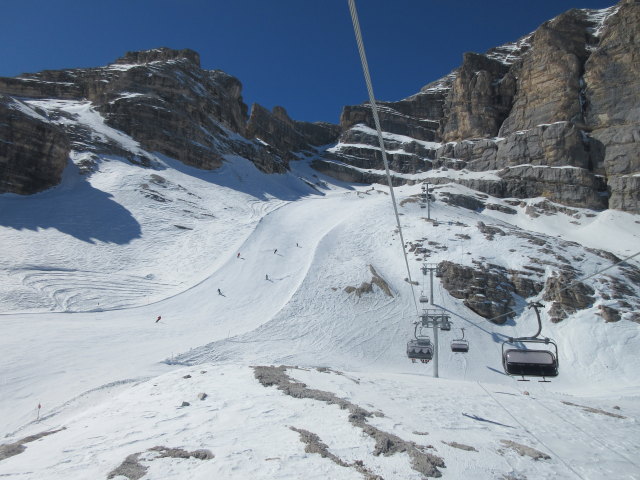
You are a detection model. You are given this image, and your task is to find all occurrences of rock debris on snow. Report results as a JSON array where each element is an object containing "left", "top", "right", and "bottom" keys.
[
  {"left": 253, "top": 366, "right": 445, "bottom": 478},
  {"left": 499, "top": 440, "right": 551, "bottom": 460}
]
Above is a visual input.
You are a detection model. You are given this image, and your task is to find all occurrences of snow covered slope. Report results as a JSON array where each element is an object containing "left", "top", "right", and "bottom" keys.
[{"left": 1, "top": 124, "right": 639, "bottom": 478}]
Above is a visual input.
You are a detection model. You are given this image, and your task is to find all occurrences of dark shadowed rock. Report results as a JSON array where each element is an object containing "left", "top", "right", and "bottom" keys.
[
  {"left": 0, "top": 96, "right": 70, "bottom": 194},
  {"left": 246, "top": 104, "right": 340, "bottom": 160}
]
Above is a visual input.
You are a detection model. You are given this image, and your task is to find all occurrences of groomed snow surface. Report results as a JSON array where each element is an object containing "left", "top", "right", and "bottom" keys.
[{"left": 1, "top": 146, "right": 639, "bottom": 479}]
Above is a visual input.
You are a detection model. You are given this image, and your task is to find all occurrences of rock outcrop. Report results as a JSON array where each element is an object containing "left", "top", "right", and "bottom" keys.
[
  {"left": 440, "top": 52, "right": 515, "bottom": 141},
  {"left": 498, "top": 10, "right": 596, "bottom": 136},
  {"left": 246, "top": 104, "right": 340, "bottom": 160},
  {"left": 583, "top": 0, "right": 640, "bottom": 212},
  {"left": 0, "top": 96, "right": 70, "bottom": 194},
  {"left": 437, "top": 260, "right": 544, "bottom": 323}
]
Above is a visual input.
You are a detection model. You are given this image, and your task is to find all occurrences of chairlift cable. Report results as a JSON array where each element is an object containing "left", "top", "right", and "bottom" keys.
[
  {"left": 476, "top": 381, "right": 587, "bottom": 480},
  {"left": 483, "top": 249, "right": 640, "bottom": 325},
  {"left": 527, "top": 392, "right": 640, "bottom": 470},
  {"left": 348, "top": 0, "right": 419, "bottom": 317}
]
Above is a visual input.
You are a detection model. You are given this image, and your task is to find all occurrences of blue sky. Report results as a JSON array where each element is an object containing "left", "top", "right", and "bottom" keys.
[{"left": 1, "top": 0, "right": 615, "bottom": 123}]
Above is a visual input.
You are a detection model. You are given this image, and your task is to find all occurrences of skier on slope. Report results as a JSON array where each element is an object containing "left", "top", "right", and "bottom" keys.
[
  {"left": 217, "top": 288, "right": 222, "bottom": 295},
  {"left": 155, "top": 316, "right": 161, "bottom": 323}
]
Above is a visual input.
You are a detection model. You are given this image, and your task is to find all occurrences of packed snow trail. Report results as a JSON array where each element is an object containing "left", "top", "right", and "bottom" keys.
[{"left": 0, "top": 190, "right": 366, "bottom": 434}]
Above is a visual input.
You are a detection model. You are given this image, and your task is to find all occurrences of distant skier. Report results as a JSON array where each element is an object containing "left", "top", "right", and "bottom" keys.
[
  {"left": 265, "top": 274, "right": 269, "bottom": 280},
  {"left": 274, "top": 248, "right": 278, "bottom": 254},
  {"left": 217, "top": 288, "right": 222, "bottom": 295},
  {"left": 155, "top": 315, "right": 161, "bottom": 323},
  {"left": 296, "top": 242, "right": 299, "bottom": 247},
  {"left": 237, "top": 252, "right": 240, "bottom": 258}
]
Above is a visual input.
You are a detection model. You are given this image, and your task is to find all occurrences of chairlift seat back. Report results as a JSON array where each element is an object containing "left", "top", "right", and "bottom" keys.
[
  {"left": 407, "top": 339, "right": 433, "bottom": 360},
  {"left": 503, "top": 349, "right": 558, "bottom": 377},
  {"left": 451, "top": 340, "right": 469, "bottom": 353}
]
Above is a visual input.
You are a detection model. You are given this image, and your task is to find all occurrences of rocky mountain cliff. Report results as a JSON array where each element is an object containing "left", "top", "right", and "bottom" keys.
[
  {"left": 0, "top": 48, "right": 339, "bottom": 194},
  {"left": 320, "top": 0, "right": 639, "bottom": 213},
  {"left": 0, "top": 1, "right": 638, "bottom": 214}
]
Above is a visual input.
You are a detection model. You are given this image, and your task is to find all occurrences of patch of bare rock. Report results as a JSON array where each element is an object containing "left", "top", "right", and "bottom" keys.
[
  {"left": 0, "top": 428, "right": 65, "bottom": 462},
  {"left": 253, "top": 365, "right": 445, "bottom": 478},
  {"left": 107, "top": 446, "right": 213, "bottom": 479}
]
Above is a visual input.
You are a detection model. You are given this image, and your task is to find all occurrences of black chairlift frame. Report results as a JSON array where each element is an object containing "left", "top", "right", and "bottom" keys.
[{"left": 502, "top": 302, "right": 559, "bottom": 382}]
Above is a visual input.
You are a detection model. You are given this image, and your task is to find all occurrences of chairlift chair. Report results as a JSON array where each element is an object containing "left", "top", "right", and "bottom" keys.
[
  {"left": 407, "top": 323, "right": 434, "bottom": 363},
  {"left": 451, "top": 328, "right": 469, "bottom": 353},
  {"left": 501, "top": 302, "right": 559, "bottom": 381},
  {"left": 419, "top": 293, "right": 429, "bottom": 303},
  {"left": 435, "top": 265, "right": 443, "bottom": 278},
  {"left": 407, "top": 339, "right": 434, "bottom": 363},
  {"left": 440, "top": 320, "right": 451, "bottom": 331}
]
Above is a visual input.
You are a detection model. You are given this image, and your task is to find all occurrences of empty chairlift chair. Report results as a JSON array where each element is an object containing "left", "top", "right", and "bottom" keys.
[
  {"left": 502, "top": 342, "right": 558, "bottom": 378},
  {"left": 501, "top": 302, "right": 559, "bottom": 381},
  {"left": 451, "top": 328, "right": 469, "bottom": 353}
]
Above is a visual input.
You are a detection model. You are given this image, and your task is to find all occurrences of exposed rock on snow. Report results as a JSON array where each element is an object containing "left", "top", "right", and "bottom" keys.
[
  {"left": 0, "top": 428, "right": 65, "bottom": 461},
  {"left": 289, "top": 427, "right": 382, "bottom": 480},
  {"left": 441, "top": 440, "right": 478, "bottom": 452},
  {"left": 499, "top": 439, "right": 551, "bottom": 460},
  {"left": 543, "top": 272, "right": 596, "bottom": 322},
  {"left": 254, "top": 366, "right": 445, "bottom": 478},
  {"left": 107, "top": 445, "right": 213, "bottom": 480},
  {"left": 344, "top": 265, "right": 394, "bottom": 298},
  {"left": 560, "top": 401, "right": 626, "bottom": 419},
  {"left": 438, "top": 260, "right": 543, "bottom": 322}
]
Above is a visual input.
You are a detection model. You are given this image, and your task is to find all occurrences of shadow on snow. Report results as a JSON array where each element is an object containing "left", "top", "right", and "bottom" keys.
[{"left": 0, "top": 162, "right": 141, "bottom": 244}]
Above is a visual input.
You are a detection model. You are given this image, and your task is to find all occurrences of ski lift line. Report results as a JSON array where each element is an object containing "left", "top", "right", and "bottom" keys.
[
  {"left": 347, "top": 0, "right": 420, "bottom": 318},
  {"left": 482, "top": 248, "right": 640, "bottom": 325},
  {"left": 476, "top": 381, "right": 587, "bottom": 480},
  {"left": 527, "top": 393, "right": 640, "bottom": 470}
]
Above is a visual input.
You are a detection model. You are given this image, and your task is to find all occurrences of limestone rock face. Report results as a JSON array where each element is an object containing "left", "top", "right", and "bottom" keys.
[
  {"left": 113, "top": 47, "right": 201, "bottom": 67},
  {"left": 246, "top": 104, "right": 340, "bottom": 160},
  {"left": 497, "top": 165, "right": 606, "bottom": 209},
  {"left": 583, "top": 0, "right": 640, "bottom": 212},
  {"left": 327, "top": 126, "right": 434, "bottom": 174},
  {"left": 326, "top": 2, "right": 638, "bottom": 213},
  {"left": 0, "top": 47, "right": 294, "bottom": 178},
  {"left": 499, "top": 10, "right": 596, "bottom": 136},
  {"left": 440, "top": 52, "right": 515, "bottom": 142},
  {"left": 339, "top": 80, "right": 450, "bottom": 142},
  {"left": 96, "top": 59, "right": 249, "bottom": 170},
  {"left": 0, "top": 96, "right": 70, "bottom": 194}
]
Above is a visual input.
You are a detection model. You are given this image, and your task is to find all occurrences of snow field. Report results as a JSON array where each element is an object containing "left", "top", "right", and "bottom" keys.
[{"left": 1, "top": 126, "right": 639, "bottom": 478}]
